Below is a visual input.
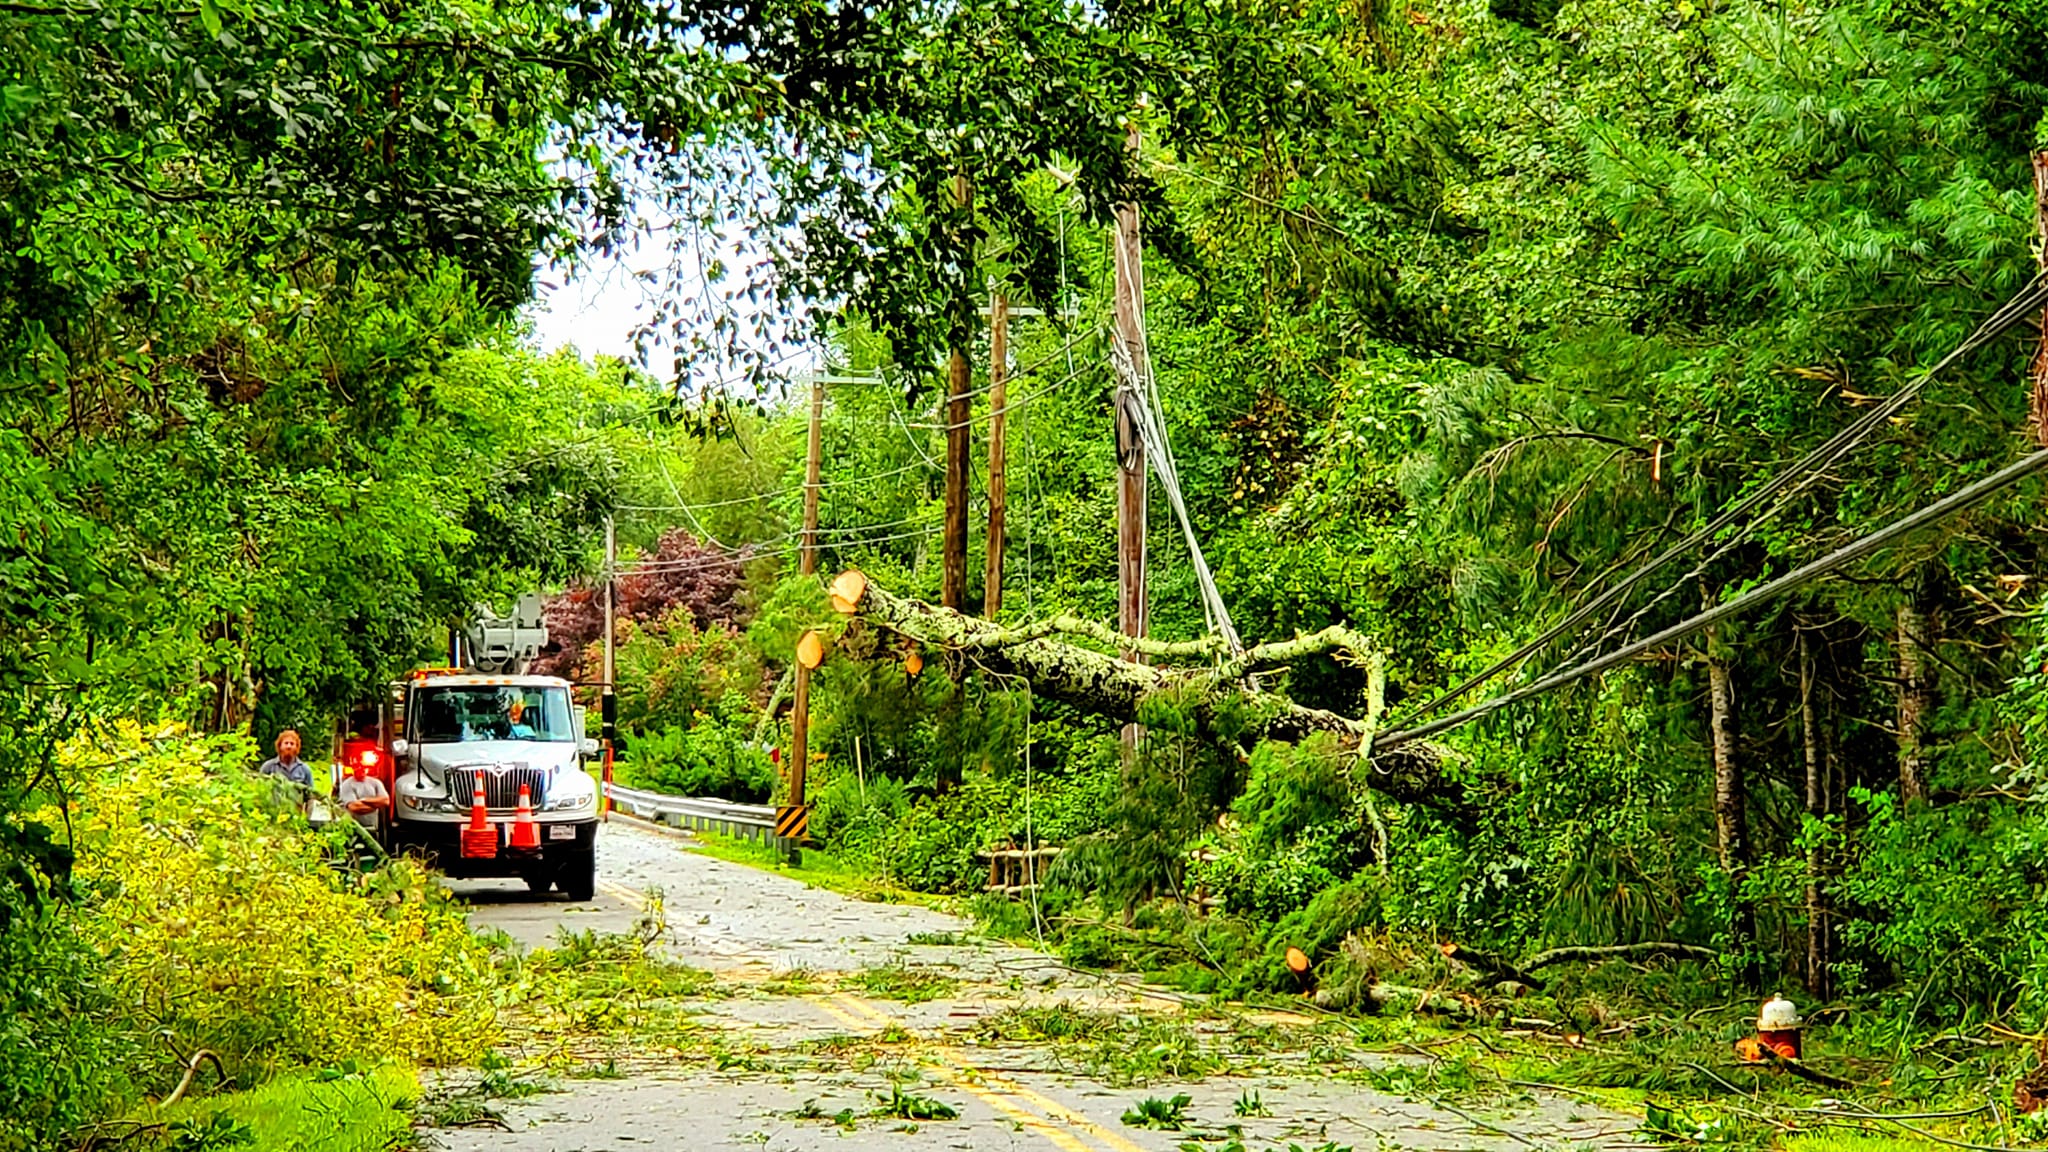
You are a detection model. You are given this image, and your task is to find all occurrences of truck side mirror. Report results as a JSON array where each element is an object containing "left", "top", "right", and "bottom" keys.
[
  {"left": 579, "top": 737, "right": 600, "bottom": 757},
  {"left": 390, "top": 738, "right": 409, "bottom": 758}
]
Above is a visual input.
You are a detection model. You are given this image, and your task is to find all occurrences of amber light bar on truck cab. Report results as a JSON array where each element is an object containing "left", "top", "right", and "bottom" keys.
[{"left": 405, "top": 669, "right": 554, "bottom": 685}]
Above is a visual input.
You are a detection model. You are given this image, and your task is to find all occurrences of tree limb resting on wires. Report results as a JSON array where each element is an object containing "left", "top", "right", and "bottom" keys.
[{"left": 831, "top": 572, "right": 1471, "bottom": 823}]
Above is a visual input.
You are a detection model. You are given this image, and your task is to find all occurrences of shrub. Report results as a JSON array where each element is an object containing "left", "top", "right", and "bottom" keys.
[
  {"left": 820, "top": 770, "right": 1083, "bottom": 904},
  {"left": 628, "top": 712, "right": 775, "bottom": 802},
  {"left": 1196, "top": 823, "right": 1358, "bottom": 923},
  {"left": 0, "top": 894, "right": 128, "bottom": 1152},
  {"left": 1831, "top": 788, "right": 2048, "bottom": 1021},
  {"left": 811, "top": 771, "right": 912, "bottom": 853},
  {"left": 1182, "top": 735, "right": 1375, "bottom": 923},
  {"left": 615, "top": 614, "right": 768, "bottom": 734},
  {"left": 875, "top": 800, "right": 992, "bottom": 893},
  {"left": 61, "top": 727, "right": 500, "bottom": 1087},
  {"left": 1255, "top": 877, "right": 1387, "bottom": 987}
]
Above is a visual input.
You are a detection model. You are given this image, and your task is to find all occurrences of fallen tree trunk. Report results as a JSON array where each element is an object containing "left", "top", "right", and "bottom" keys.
[
  {"left": 1442, "top": 939, "right": 1718, "bottom": 991},
  {"left": 1523, "top": 941, "right": 1719, "bottom": 971},
  {"left": 832, "top": 572, "right": 1473, "bottom": 823},
  {"left": 1440, "top": 942, "right": 1546, "bottom": 990}
]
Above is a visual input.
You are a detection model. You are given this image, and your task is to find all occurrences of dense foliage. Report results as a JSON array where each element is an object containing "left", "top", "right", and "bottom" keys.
[
  {"left": 586, "top": 0, "right": 2048, "bottom": 1037},
  {"left": 14, "top": 0, "right": 2048, "bottom": 1142},
  {"left": 0, "top": 0, "right": 1207, "bottom": 1140},
  {"left": 3, "top": 730, "right": 495, "bottom": 1151}
]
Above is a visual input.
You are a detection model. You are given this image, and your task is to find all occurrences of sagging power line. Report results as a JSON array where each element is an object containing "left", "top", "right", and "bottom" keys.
[
  {"left": 1393, "top": 273, "right": 2048, "bottom": 726},
  {"left": 1376, "top": 445, "right": 2048, "bottom": 751}
]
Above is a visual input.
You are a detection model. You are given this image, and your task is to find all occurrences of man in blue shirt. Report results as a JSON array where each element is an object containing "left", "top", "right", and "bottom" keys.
[{"left": 258, "top": 729, "right": 314, "bottom": 810}]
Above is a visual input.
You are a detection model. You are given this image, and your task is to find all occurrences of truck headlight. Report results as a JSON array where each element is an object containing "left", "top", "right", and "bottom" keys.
[
  {"left": 403, "top": 794, "right": 457, "bottom": 812},
  {"left": 544, "top": 792, "right": 592, "bottom": 811}
]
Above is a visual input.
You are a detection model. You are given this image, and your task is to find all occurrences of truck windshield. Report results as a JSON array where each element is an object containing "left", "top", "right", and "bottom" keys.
[{"left": 413, "top": 685, "right": 575, "bottom": 744}]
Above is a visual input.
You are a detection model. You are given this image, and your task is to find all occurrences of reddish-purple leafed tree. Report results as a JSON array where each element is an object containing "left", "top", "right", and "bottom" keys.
[
  {"left": 530, "top": 530, "right": 755, "bottom": 680},
  {"left": 530, "top": 586, "right": 605, "bottom": 679},
  {"left": 619, "top": 529, "right": 753, "bottom": 631}
]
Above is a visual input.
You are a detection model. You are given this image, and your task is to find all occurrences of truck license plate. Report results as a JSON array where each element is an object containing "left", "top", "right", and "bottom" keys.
[{"left": 548, "top": 825, "right": 576, "bottom": 841}]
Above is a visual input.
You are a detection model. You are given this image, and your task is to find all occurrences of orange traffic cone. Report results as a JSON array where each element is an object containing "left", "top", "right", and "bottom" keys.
[
  {"left": 461, "top": 778, "right": 497, "bottom": 858},
  {"left": 511, "top": 784, "right": 540, "bottom": 850}
]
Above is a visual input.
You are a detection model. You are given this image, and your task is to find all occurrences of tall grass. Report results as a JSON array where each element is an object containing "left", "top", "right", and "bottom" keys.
[{"left": 153, "top": 1065, "right": 418, "bottom": 1152}]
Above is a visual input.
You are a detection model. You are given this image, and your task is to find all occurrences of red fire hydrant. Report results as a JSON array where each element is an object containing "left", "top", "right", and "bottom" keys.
[{"left": 1737, "top": 994, "right": 1803, "bottom": 1062}]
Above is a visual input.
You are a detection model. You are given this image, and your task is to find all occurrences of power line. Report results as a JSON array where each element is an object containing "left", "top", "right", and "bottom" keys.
[
  {"left": 1376, "top": 446, "right": 2048, "bottom": 751},
  {"left": 1393, "top": 273, "right": 2048, "bottom": 724},
  {"left": 811, "top": 515, "right": 926, "bottom": 537},
  {"left": 1105, "top": 262, "right": 1241, "bottom": 652},
  {"left": 879, "top": 372, "right": 947, "bottom": 471},
  {"left": 808, "top": 323, "right": 1101, "bottom": 406},
  {"left": 935, "top": 323, "right": 1101, "bottom": 405},
  {"left": 905, "top": 354, "right": 1100, "bottom": 433},
  {"left": 616, "top": 521, "right": 939, "bottom": 574},
  {"left": 614, "top": 334, "right": 1101, "bottom": 519},
  {"left": 613, "top": 458, "right": 938, "bottom": 513},
  {"left": 1149, "top": 158, "right": 1370, "bottom": 255}
]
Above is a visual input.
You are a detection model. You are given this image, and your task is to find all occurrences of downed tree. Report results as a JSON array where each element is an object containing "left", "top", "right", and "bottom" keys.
[
  {"left": 828, "top": 570, "right": 1473, "bottom": 822},
  {"left": 1442, "top": 940, "right": 1721, "bottom": 991},
  {"left": 1525, "top": 941, "right": 1719, "bottom": 971}
]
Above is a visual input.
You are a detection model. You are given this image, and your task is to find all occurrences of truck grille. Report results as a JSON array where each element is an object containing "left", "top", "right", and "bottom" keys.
[{"left": 448, "top": 765, "right": 549, "bottom": 810}]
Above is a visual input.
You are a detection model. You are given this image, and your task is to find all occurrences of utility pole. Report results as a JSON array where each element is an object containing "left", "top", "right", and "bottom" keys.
[
  {"left": 790, "top": 374, "right": 824, "bottom": 815},
  {"left": 984, "top": 291, "right": 1010, "bottom": 619},
  {"left": 2032, "top": 151, "right": 2048, "bottom": 447},
  {"left": 1705, "top": 603, "right": 1759, "bottom": 991},
  {"left": 941, "top": 174, "right": 974, "bottom": 610},
  {"left": 1798, "top": 624, "right": 1831, "bottom": 999},
  {"left": 601, "top": 515, "right": 617, "bottom": 820},
  {"left": 1111, "top": 125, "right": 1149, "bottom": 758}
]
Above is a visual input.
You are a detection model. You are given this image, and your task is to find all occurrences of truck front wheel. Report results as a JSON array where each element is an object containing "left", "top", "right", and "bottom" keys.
[{"left": 557, "top": 850, "right": 596, "bottom": 902}]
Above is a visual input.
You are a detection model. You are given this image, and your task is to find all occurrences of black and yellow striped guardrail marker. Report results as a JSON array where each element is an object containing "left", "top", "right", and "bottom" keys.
[{"left": 774, "top": 804, "right": 811, "bottom": 842}]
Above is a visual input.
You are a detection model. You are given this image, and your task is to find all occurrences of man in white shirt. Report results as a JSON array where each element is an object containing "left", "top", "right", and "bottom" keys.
[{"left": 336, "top": 759, "right": 391, "bottom": 834}]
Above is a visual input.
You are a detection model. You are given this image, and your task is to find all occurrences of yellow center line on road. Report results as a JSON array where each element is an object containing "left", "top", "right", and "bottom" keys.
[
  {"left": 965, "top": 1068, "right": 1150, "bottom": 1152},
  {"left": 830, "top": 992, "right": 895, "bottom": 1026},
  {"left": 932, "top": 1065, "right": 1106, "bottom": 1152},
  {"left": 810, "top": 994, "right": 1096, "bottom": 1152},
  {"left": 827, "top": 993, "right": 1146, "bottom": 1152},
  {"left": 809, "top": 995, "right": 874, "bottom": 1033},
  {"left": 811, "top": 994, "right": 1103, "bottom": 1152},
  {"left": 597, "top": 878, "right": 647, "bottom": 906}
]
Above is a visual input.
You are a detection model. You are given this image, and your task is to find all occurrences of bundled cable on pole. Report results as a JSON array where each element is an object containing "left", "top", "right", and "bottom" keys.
[{"left": 1108, "top": 332, "right": 1244, "bottom": 654}]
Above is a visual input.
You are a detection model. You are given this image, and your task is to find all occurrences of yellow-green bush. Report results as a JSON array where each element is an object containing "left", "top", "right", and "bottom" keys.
[{"left": 59, "top": 726, "right": 498, "bottom": 1082}]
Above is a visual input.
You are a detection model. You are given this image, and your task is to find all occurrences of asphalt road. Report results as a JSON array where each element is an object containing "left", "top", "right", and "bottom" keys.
[
  {"left": 454, "top": 816, "right": 1044, "bottom": 976},
  {"left": 440, "top": 819, "right": 1642, "bottom": 1152}
]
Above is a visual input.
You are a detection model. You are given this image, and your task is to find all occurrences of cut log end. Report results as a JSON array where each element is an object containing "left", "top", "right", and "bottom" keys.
[
  {"left": 830, "top": 569, "right": 869, "bottom": 615},
  {"left": 796, "top": 629, "right": 826, "bottom": 669}
]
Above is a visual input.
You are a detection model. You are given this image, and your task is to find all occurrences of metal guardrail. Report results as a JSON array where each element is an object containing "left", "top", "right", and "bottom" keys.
[{"left": 602, "top": 782, "right": 791, "bottom": 849}]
